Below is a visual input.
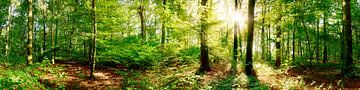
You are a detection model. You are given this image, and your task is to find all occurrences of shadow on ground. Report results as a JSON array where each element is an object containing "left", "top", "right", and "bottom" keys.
[{"left": 211, "top": 72, "right": 269, "bottom": 89}]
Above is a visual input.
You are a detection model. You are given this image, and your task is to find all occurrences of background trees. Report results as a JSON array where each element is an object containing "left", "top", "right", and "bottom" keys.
[{"left": 0, "top": 0, "right": 360, "bottom": 89}]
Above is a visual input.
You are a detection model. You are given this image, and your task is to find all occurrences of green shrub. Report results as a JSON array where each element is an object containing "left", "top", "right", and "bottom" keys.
[{"left": 99, "top": 36, "right": 164, "bottom": 70}]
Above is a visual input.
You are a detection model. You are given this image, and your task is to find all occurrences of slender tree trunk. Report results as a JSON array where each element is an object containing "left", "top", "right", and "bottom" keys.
[
  {"left": 5, "top": 3, "right": 13, "bottom": 57},
  {"left": 90, "top": 0, "right": 97, "bottom": 79},
  {"left": 50, "top": 0, "right": 56, "bottom": 64},
  {"left": 42, "top": 2, "right": 47, "bottom": 59},
  {"left": 292, "top": 18, "right": 296, "bottom": 61},
  {"left": 285, "top": 25, "right": 290, "bottom": 61},
  {"left": 341, "top": 0, "right": 352, "bottom": 75},
  {"left": 138, "top": 0, "right": 146, "bottom": 43},
  {"left": 275, "top": 26, "right": 281, "bottom": 68},
  {"left": 161, "top": 0, "right": 166, "bottom": 46},
  {"left": 27, "top": 0, "right": 34, "bottom": 65},
  {"left": 245, "top": 0, "right": 255, "bottom": 75},
  {"left": 260, "top": 0, "right": 266, "bottom": 59},
  {"left": 299, "top": 38, "right": 303, "bottom": 60},
  {"left": 316, "top": 18, "right": 319, "bottom": 63},
  {"left": 323, "top": 14, "right": 328, "bottom": 63},
  {"left": 232, "top": 0, "right": 242, "bottom": 73},
  {"left": 197, "top": 0, "right": 211, "bottom": 73},
  {"left": 268, "top": 25, "right": 271, "bottom": 60}
]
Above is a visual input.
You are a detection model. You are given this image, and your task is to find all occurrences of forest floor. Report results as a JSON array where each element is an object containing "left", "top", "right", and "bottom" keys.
[
  {"left": 35, "top": 60, "right": 360, "bottom": 89},
  {"left": 36, "top": 60, "right": 123, "bottom": 89}
]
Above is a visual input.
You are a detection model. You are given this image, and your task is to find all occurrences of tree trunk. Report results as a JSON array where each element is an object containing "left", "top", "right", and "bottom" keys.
[
  {"left": 232, "top": 0, "right": 241, "bottom": 74},
  {"left": 5, "top": 3, "right": 13, "bottom": 57},
  {"left": 138, "top": 0, "right": 146, "bottom": 43},
  {"left": 292, "top": 18, "right": 296, "bottom": 62},
  {"left": 42, "top": 1, "right": 47, "bottom": 59},
  {"left": 245, "top": 0, "right": 255, "bottom": 75},
  {"left": 260, "top": 0, "right": 266, "bottom": 59},
  {"left": 341, "top": 0, "right": 352, "bottom": 75},
  {"left": 50, "top": 0, "right": 56, "bottom": 64},
  {"left": 27, "top": 0, "right": 34, "bottom": 65},
  {"left": 268, "top": 25, "right": 271, "bottom": 60},
  {"left": 161, "top": 0, "right": 166, "bottom": 46},
  {"left": 90, "top": 0, "right": 97, "bottom": 79},
  {"left": 197, "top": 0, "right": 211, "bottom": 74},
  {"left": 323, "top": 13, "right": 328, "bottom": 63},
  {"left": 275, "top": 26, "right": 281, "bottom": 68},
  {"left": 316, "top": 18, "right": 319, "bottom": 63}
]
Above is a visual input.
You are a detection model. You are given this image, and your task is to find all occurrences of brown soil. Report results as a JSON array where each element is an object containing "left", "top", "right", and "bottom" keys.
[
  {"left": 286, "top": 66, "right": 360, "bottom": 88},
  {"left": 37, "top": 61, "right": 123, "bottom": 89}
]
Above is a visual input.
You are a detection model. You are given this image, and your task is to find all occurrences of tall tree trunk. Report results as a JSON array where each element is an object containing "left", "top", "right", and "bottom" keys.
[
  {"left": 292, "top": 18, "right": 296, "bottom": 62},
  {"left": 245, "top": 0, "right": 255, "bottom": 75},
  {"left": 90, "top": 0, "right": 97, "bottom": 79},
  {"left": 268, "top": 25, "right": 271, "bottom": 60},
  {"left": 275, "top": 26, "right": 281, "bottom": 68},
  {"left": 50, "top": 0, "right": 56, "bottom": 64},
  {"left": 42, "top": 1, "right": 47, "bottom": 59},
  {"left": 232, "top": 0, "right": 241, "bottom": 74},
  {"left": 198, "top": 0, "right": 211, "bottom": 73},
  {"left": 316, "top": 18, "right": 319, "bottom": 63},
  {"left": 27, "top": 0, "right": 34, "bottom": 65},
  {"left": 138, "top": 0, "right": 146, "bottom": 43},
  {"left": 5, "top": 3, "right": 13, "bottom": 57},
  {"left": 161, "top": 0, "right": 166, "bottom": 46},
  {"left": 323, "top": 13, "right": 328, "bottom": 63},
  {"left": 341, "top": 0, "right": 352, "bottom": 75},
  {"left": 260, "top": 0, "right": 266, "bottom": 59}
]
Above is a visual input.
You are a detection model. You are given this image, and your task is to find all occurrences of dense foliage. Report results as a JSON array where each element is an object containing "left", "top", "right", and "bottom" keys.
[{"left": 0, "top": 0, "right": 360, "bottom": 89}]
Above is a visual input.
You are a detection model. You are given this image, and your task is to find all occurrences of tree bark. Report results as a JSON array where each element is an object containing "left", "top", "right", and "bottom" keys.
[
  {"left": 90, "top": 0, "right": 97, "bottom": 79},
  {"left": 275, "top": 26, "right": 281, "bottom": 68},
  {"left": 316, "top": 18, "right": 319, "bottom": 63},
  {"left": 138, "top": 0, "right": 146, "bottom": 43},
  {"left": 42, "top": 0, "right": 47, "bottom": 59},
  {"left": 161, "top": 0, "right": 166, "bottom": 46},
  {"left": 5, "top": 3, "right": 13, "bottom": 57},
  {"left": 27, "top": 0, "right": 34, "bottom": 65},
  {"left": 232, "top": 0, "right": 241, "bottom": 74},
  {"left": 245, "top": 0, "right": 255, "bottom": 75},
  {"left": 323, "top": 13, "right": 328, "bottom": 63},
  {"left": 341, "top": 0, "right": 353, "bottom": 75},
  {"left": 292, "top": 18, "right": 296, "bottom": 62},
  {"left": 197, "top": 0, "right": 211, "bottom": 73},
  {"left": 260, "top": 0, "right": 266, "bottom": 60}
]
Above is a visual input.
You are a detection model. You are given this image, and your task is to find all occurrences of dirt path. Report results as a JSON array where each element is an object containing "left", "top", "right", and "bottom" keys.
[{"left": 37, "top": 61, "right": 123, "bottom": 89}]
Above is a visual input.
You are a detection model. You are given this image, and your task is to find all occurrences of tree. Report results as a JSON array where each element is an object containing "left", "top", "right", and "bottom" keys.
[
  {"left": 27, "top": 0, "right": 33, "bottom": 65},
  {"left": 197, "top": 0, "right": 211, "bottom": 73},
  {"left": 41, "top": 0, "right": 47, "bottom": 60},
  {"left": 341, "top": 0, "right": 353, "bottom": 75},
  {"left": 138, "top": 0, "right": 146, "bottom": 43},
  {"left": 245, "top": 0, "right": 255, "bottom": 75},
  {"left": 260, "top": 0, "right": 267, "bottom": 60},
  {"left": 275, "top": 25, "right": 281, "bottom": 68},
  {"left": 5, "top": 1, "right": 13, "bottom": 57},
  {"left": 232, "top": 0, "right": 241, "bottom": 74},
  {"left": 90, "top": 0, "right": 97, "bottom": 79},
  {"left": 323, "top": 12, "right": 328, "bottom": 63},
  {"left": 161, "top": 0, "right": 166, "bottom": 46}
]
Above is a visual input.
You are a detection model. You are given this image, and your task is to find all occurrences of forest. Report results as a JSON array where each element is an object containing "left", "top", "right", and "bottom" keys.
[{"left": 0, "top": 0, "right": 360, "bottom": 89}]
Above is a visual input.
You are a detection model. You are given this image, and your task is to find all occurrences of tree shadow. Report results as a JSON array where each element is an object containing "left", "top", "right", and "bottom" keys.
[
  {"left": 211, "top": 72, "right": 269, "bottom": 89},
  {"left": 246, "top": 74, "right": 269, "bottom": 89},
  {"left": 212, "top": 74, "right": 237, "bottom": 89}
]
